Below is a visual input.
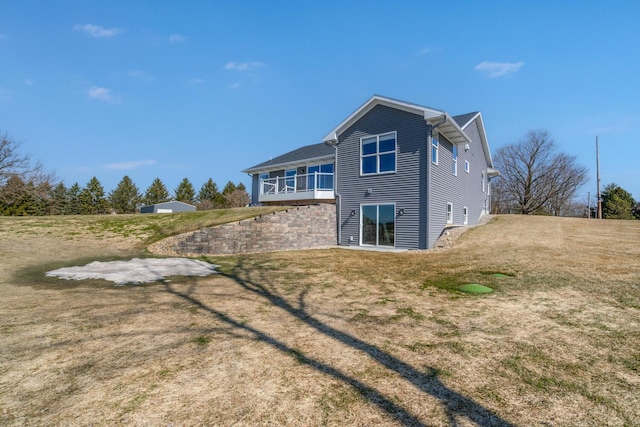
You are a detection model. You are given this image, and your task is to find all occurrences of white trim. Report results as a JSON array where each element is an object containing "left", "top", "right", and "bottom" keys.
[
  {"left": 323, "top": 95, "right": 448, "bottom": 143},
  {"left": 431, "top": 134, "right": 439, "bottom": 165},
  {"left": 452, "top": 144, "right": 458, "bottom": 176},
  {"left": 463, "top": 206, "right": 468, "bottom": 225},
  {"left": 360, "top": 131, "right": 397, "bottom": 176},
  {"left": 359, "top": 202, "right": 396, "bottom": 248},
  {"left": 242, "top": 154, "right": 334, "bottom": 174},
  {"left": 446, "top": 202, "right": 453, "bottom": 224},
  {"left": 465, "top": 160, "right": 470, "bottom": 173}
]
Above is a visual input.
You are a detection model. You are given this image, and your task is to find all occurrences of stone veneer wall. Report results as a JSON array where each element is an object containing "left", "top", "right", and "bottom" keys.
[{"left": 174, "top": 203, "right": 337, "bottom": 255}]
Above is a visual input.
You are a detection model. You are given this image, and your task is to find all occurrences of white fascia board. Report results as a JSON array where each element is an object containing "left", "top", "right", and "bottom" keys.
[
  {"left": 322, "top": 95, "right": 444, "bottom": 143},
  {"left": 243, "top": 154, "right": 335, "bottom": 174},
  {"left": 465, "top": 112, "right": 493, "bottom": 168},
  {"left": 427, "top": 113, "right": 472, "bottom": 145},
  {"left": 459, "top": 112, "right": 482, "bottom": 130}
]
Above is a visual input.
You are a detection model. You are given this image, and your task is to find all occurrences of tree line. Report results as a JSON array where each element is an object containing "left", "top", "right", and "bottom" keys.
[
  {"left": 491, "top": 129, "right": 639, "bottom": 219},
  {"left": 0, "top": 132, "right": 249, "bottom": 216}
]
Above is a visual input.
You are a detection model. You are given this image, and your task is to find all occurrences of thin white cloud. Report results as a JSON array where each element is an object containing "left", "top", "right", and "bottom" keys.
[
  {"left": 88, "top": 86, "right": 119, "bottom": 103},
  {"left": 417, "top": 47, "right": 441, "bottom": 56},
  {"left": 103, "top": 159, "right": 156, "bottom": 170},
  {"left": 128, "top": 70, "right": 153, "bottom": 81},
  {"left": 74, "top": 24, "right": 122, "bottom": 38},
  {"left": 169, "top": 34, "right": 186, "bottom": 43},
  {"left": 224, "top": 61, "right": 264, "bottom": 71},
  {"left": 475, "top": 61, "right": 524, "bottom": 78}
]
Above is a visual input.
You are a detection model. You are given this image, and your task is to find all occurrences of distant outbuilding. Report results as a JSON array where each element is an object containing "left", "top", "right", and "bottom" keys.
[{"left": 140, "top": 201, "right": 196, "bottom": 214}]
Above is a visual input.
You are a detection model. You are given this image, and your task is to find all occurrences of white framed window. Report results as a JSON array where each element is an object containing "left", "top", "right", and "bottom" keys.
[
  {"left": 446, "top": 202, "right": 453, "bottom": 224},
  {"left": 465, "top": 160, "right": 470, "bottom": 173},
  {"left": 361, "top": 203, "right": 395, "bottom": 247},
  {"left": 307, "top": 162, "right": 334, "bottom": 190},
  {"left": 431, "top": 133, "right": 439, "bottom": 165},
  {"left": 463, "top": 206, "right": 468, "bottom": 225},
  {"left": 452, "top": 145, "right": 458, "bottom": 176},
  {"left": 361, "top": 132, "right": 397, "bottom": 175}
]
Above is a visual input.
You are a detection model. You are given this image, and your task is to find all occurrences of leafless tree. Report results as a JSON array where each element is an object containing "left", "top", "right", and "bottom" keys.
[
  {"left": 0, "top": 133, "right": 57, "bottom": 214},
  {"left": 493, "top": 129, "right": 587, "bottom": 215},
  {"left": 0, "top": 132, "right": 56, "bottom": 187}
]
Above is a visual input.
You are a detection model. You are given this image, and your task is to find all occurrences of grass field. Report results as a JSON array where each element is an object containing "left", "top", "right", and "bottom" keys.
[{"left": 1, "top": 212, "right": 638, "bottom": 426}]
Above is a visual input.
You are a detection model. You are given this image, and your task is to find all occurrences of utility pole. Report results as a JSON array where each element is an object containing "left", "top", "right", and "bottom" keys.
[{"left": 596, "top": 136, "right": 602, "bottom": 219}]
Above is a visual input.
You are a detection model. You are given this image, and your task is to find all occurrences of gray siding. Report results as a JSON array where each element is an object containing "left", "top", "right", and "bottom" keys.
[
  {"left": 427, "top": 118, "right": 490, "bottom": 247},
  {"left": 250, "top": 174, "right": 260, "bottom": 205},
  {"left": 336, "top": 105, "right": 429, "bottom": 249}
]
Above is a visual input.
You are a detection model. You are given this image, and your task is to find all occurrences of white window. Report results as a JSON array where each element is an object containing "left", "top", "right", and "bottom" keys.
[
  {"left": 452, "top": 145, "right": 458, "bottom": 176},
  {"left": 431, "top": 133, "right": 439, "bottom": 165},
  {"left": 465, "top": 160, "right": 470, "bottom": 173},
  {"left": 446, "top": 202, "right": 453, "bottom": 224},
  {"left": 463, "top": 206, "right": 468, "bottom": 225},
  {"left": 361, "top": 132, "right": 396, "bottom": 175}
]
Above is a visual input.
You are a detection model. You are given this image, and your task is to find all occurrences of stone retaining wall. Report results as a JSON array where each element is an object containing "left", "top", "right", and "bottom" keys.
[{"left": 159, "top": 204, "right": 337, "bottom": 256}]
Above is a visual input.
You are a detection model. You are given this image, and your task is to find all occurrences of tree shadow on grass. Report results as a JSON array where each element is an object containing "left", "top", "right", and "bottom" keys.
[{"left": 164, "top": 259, "right": 517, "bottom": 427}]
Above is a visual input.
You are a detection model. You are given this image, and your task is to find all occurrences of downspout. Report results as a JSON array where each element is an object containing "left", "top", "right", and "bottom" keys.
[
  {"left": 427, "top": 115, "right": 447, "bottom": 249},
  {"left": 325, "top": 138, "right": 341, "bottom": 245}
]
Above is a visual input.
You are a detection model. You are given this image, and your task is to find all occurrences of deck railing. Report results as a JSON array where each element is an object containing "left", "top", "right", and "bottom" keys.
[{"left": 260, "top": 172, "right": 333, "bottom": 196}]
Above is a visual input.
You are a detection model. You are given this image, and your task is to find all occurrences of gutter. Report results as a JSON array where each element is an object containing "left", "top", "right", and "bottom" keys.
[{"left": 324, "top": 138, "right": 341, "bottom": 246}]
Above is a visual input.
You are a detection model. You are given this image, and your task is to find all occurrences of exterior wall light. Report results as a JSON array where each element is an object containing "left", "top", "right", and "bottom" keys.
[{"left": 398, "top": 208, "right": 405, "bottom": 216}]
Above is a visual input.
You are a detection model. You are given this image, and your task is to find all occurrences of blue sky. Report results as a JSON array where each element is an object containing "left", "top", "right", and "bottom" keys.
[{"left": 1, "top": 1, "right": 638, "bottom": 202}]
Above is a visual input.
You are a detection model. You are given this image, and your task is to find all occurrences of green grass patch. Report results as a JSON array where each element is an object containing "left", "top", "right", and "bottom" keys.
[
  {"left": 458, "top": 283, "right": 494, "bottom": 294},
  {"left": 194, "top": 335, "right": 211, "bottom": 346}
]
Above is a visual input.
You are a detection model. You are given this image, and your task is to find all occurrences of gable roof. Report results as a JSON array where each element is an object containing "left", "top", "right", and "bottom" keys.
[
  {"left": 322, "top": 95, "right": 472, "bottom": 146},
  {"left": 243, "top": 142, "right": 335, "bottom": 174},
  {"left": 452, "top": 111, "right": 494, "bottom": 168},
  {"left": 452, "top": 112, "right": 479, "bottom": 129}
]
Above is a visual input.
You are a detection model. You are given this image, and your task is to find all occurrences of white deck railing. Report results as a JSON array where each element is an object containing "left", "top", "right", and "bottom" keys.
[{"left": 260, "top": 172, "right": 333, "bottom": 198}]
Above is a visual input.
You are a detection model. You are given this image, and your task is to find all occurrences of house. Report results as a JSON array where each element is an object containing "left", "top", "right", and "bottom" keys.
[
  {"left": 243, "top": 95, "right": 498, "bottom": 250},
  {"left": 140, "top": 200, "right": 196, "bottom": 214}
]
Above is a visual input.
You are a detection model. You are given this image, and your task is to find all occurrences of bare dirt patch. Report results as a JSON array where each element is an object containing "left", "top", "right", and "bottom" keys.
[{"left": 1, "top": 214, "right": 638, "bottom": 426}]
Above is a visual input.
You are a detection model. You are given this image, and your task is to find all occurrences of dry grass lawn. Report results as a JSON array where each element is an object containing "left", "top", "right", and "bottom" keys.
[{"left": 1, "top": 213, "right": 638, "bottom": 426}]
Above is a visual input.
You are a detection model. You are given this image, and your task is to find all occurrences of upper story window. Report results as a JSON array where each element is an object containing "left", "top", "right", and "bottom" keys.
[
  {"left": 431, "top": 133, "right": 439, "bottom": 165},
  {"left": 452, "top": 145, "right": 458, "bottom": 176},
  {"left": 361, "top": 132, "right": 396, "bottom": 175}
]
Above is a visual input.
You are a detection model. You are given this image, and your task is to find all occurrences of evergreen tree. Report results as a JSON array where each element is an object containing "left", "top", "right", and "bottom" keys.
[
  {"left": 66, "top": 183, "right": 82, "bottom": 215},
  {"left": 602, "top": 183, "right": 635, "bottom": 220},
  {"left": 198, "top": 178, "right": 219, "bottom": 202},
  {"left": 109, "top": 175, "right": 141, "bottom": 214},
  {"left": 174, "top": 177, "right": 195, "bottom": 203},
  {"left": 197, "top": 178, "right": 221, "bottom": 210},
  {"left": 50, "top": 182, "right": 68, "bottom": 215},
  {"left": 222, "top": 180, "right": 237, "bottom": 195},
  {"left": 79, "top": 177, "right": 109, "bottom": 214},
  {"left": 143, "top": 178, "right": 170, "bottom": 205},
  {"left": 0, "top": 175, "right": 33, "bottom": 215},
  {"left": 31, "top": 181, "right": 52, "bottom": 215}
]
